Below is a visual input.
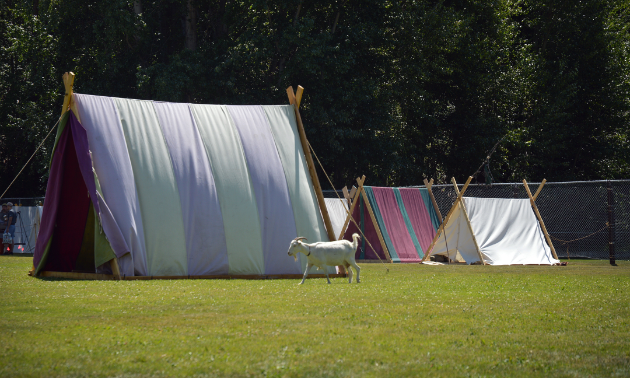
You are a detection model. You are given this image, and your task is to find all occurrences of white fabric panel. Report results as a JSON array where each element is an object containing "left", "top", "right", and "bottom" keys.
[
  {"left": 324, "top": 198, "right": 349, "bottom": 239},
  {"left": 465, "top": 197, "right": 559, "bottom": 265},
  {"left": 262, "top": 105, "right": 335, "bottom": 274},
  {"left": 153, "top": 102, "right": 229, "bottom": 275},
  {"left": 227, "top": 106, "right": 301, "bottom": 275},
  {"left": 428, "top": 202, "right": 480, "bottom": 263},
  {"left": 74, "top": 94, "right": 146, "bottom": 276},
  {"left": 190, "top": 104, "right": 265, "bottom": 275},
  {"left": 114, "top": 98, "right": 188, "bottom": 276}
]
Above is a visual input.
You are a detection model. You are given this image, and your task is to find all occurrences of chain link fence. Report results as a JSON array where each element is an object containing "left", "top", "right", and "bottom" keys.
[{"left": 324, "top": 180, "right": 630, "bottom": 260}]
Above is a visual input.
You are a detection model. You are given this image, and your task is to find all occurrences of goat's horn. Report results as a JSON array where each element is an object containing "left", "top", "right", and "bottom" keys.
[{"left": 295, "top": 237, "right": 307, "bottom": 241}]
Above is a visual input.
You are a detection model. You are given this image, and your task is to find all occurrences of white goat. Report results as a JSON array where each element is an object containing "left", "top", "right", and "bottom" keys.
[{"left": 287, "top": 233, "right": 361, "bottom": 284}]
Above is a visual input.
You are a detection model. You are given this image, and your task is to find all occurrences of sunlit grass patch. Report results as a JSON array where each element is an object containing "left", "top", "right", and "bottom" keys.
[{"left": 1, "top": 256, "right": 629, "bottom": 377}]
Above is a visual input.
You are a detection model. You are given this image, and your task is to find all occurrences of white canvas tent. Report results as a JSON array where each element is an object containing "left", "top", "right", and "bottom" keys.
[{"left": 424, "top": 178, "right": 560, "bottom": 265}]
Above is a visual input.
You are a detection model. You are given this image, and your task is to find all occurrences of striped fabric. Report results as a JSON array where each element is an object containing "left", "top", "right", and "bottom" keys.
[
  {"left": 38, "top": 94, "right": 334, "bottom": 276},
  {"left": 343, "top": 186, "right": 440, "bottom": 263}
]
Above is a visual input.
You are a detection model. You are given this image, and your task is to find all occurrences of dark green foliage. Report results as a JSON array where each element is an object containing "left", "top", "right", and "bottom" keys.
[{"left": 1, "top": 0, "right": 629, "bottom": 195}]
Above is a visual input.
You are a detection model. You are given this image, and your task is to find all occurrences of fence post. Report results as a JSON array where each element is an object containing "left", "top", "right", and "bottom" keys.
[{"left": 607, "top": 181, "right": 617, "bottom": 266}]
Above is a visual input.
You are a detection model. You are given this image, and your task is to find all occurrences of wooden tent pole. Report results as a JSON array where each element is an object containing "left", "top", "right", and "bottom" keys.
[
  {"left": 338, "top": 176, "right": 365, "bottom": 240},
  {"left": 62, "top": 72, "right": 120, "bottom": 279},
  {"left": 422, "top": 176, "right": 473, "bottom": 261},
  {"left": 423, "top": 178, "right": 443, "bottom": 223},
  {"left": 533, "top": 179, "right": 547, "bottom": 201},
  {"left": 523, "top": 179, "right": 558, "bottom": 260},
  {"left": 61, "top": 72, "right": 81, "bottom": 121},
  {"left": 286, "top": 86, "right": 336, "bottom": 243},
  {"left": 451, "top": 177, "right": 485, "bottom": 265},
  {"left": 359, "top": 180, "right": 393, "bottom": 263},
  {"left": 287, "top": 86, "right": 344, "bottom": 275}
]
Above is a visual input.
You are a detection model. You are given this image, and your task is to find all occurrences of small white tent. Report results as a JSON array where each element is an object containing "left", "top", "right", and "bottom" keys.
[
  {"left": 324, "top": 198, "right": 349, "bottom": 239},
  {"left": 424, "top": 178, "right": 560, "bottom": 265}
]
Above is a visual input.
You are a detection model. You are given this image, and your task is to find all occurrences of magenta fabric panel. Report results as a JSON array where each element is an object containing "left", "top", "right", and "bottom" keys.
[
  {"left": 68, "top": 113, "right": 130, "bottom": 258},
  {"left": 33, "top": 121, "right": 71, "bottom": 271},
  {"left": 44, "top": 132, "right": 91, "bottom": 272},
  {"left": 227, "top": 106, "right": 301, "bottom": 275},
  {"left": 153, "top": 102, "right": 229, "bottom": 275},
  {"left": 399, "top": 188, "right": 436, "bottom": 254},
  {"left": 344, "top": 199, "right": 387, "bottom": 260},
  {"left": 371, "top": 187, "right": 421, "bottom": 262}
]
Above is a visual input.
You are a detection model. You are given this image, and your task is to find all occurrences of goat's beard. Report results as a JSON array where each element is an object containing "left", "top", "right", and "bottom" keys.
[{"left": 293, "top": 254, "right": 297, "bottom": 262}]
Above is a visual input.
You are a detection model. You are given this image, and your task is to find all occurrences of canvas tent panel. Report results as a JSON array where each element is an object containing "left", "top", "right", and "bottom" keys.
[
  {"left": 153, "top": 102, "right": 229, "bottom": 275},
  {"left": 190, "top": 104, "right": 265, "bottom": 275},
  {"left": 114, "top": 98, "right": 188, "bottom": 276},
  {"left": 371, "top": 187, "right": 422, "bottom": 262},
  {"left": 262, "top": 106, "right": 334, "bottom": 274},
  {"left": 74, "top": 94, "right": 148, "bottom": 276},
  {"left": 227, "top": 105, "right": 301, "bottom": 275},
  {"left": 324, "top": 198, "right": 349, "bottom": 238},
  {"left": 363, "top": 187, "right": 399, "bottom": 261},
  {"left": 393, "top": 188, "right": 424, "bottom": 257},
  {"left": 68, "top": 113, "right": 129, "bottom": 262},
  {"left": 465, "top": 197, "right": 559, "bottom": 265},
  {"left": 399, "top": 188, "right": 437, "bottom": 253}
]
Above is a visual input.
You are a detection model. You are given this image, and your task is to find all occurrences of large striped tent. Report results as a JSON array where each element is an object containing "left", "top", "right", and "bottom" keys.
[
  {"left": 343, "top": 186, "right": 441, "bottom": 263},
  {"left": 33, "top": 89, "right": 337, "bottom": 278}
]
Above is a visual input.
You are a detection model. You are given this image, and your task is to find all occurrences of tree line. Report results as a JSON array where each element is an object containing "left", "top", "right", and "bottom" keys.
[{"left": 1, "top": 0, "right": 629, "bottom": 196}]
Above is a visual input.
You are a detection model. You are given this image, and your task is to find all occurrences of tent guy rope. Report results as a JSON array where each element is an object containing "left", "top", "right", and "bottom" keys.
[
  {"left": 0, "top": 114, "right": 63, "bottom": 200},
  {"left": 307, "top": 141, "right": 389, "bottom": 271}
]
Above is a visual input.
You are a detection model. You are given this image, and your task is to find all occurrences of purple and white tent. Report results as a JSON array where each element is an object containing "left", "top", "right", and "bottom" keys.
[{"left": 33, "top": 94, "right": 336, "bottom": 278}]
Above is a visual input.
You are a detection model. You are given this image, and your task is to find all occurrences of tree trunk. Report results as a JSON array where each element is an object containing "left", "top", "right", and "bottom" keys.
[{"left": 185, "top": 0, "right": 197, "bottom": 50}]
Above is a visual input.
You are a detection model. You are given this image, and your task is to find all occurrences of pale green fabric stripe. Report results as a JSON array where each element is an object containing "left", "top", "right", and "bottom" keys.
[
  {"left": 190, "top": 104, "right": 264, "bottom": 275},
  {"left": 114, "top": 98, "right": 188, "bottom": 276},
  {"left": 262, "top": 105, "right": 335, "bottom": 274}
]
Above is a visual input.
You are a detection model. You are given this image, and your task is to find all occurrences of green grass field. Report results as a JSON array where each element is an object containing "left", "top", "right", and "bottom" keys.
[{"left": 1, "top": 256, "right": 629, "bottom": 377}]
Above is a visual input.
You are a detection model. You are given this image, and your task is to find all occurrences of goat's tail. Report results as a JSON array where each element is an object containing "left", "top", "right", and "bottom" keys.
[{"left": 351, "top": 233, "right": 361, "bottom": 251}]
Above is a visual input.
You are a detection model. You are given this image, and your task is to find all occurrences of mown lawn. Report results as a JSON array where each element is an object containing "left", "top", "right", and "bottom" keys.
[{"left": 1, "top": 256, "right": 629, "bottom": 377}]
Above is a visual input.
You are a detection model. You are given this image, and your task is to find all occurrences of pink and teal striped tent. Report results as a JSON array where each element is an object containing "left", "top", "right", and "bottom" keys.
[
  {"left": 343, "top": 186, "right": 441, "bottom": 263},
  {"left": 33, "top": 94, "right": 336, "bottom": 277}
]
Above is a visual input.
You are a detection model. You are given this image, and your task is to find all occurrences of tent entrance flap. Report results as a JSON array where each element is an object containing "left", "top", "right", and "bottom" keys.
[{"left": 43, "top": 126, "right": 92, "bottom": 272}]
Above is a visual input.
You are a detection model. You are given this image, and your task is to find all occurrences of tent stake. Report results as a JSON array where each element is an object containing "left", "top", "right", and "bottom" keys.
[
  {"left": 523, "top": 179, "right": 558, "bottom": 260},
  {"left": 422, "top": 176, "right": 473, "bottom": 261},
  {"left": 451, "top": 177, "right": 485, "bottom": 265}
]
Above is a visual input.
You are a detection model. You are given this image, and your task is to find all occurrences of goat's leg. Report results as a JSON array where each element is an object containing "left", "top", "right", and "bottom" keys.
[
  {"left": 345, "top": 262, "right": 353, "bottom": 283},
  {"left": 299, "top": 262, "right": 312, "bottom": 285},
  {"left": 325, "top": 267, "right": 331, "bottom": 284},
  {"left": 350, "top": 260, "right": 361, "bottom": 283}
]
